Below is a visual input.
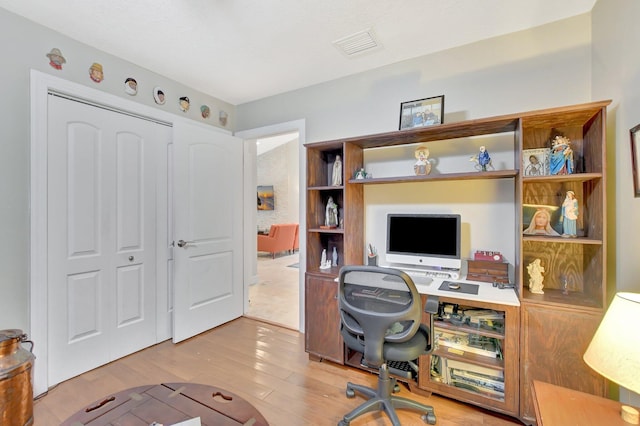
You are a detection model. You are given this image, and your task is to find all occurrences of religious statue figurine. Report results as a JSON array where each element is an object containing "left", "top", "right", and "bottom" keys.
[
  {"left": 470, "top": 146, "right": 493, "bottom": 171},
  {"left": 527, "top": 258, "right": 545, "bottom": 294},
  {"left": 319, "top": 249, "right": 330, "bottom": 269},
  {"left": 560, "top": 190, "right": 578, "bottom": 237},
  {"left": 549, "top": 135, "right": 574, "bottom": 175},
  {"left": 331, "top": 155, "right": 342, "bottom": 186},
  {"left": 414, "top": 145, "right": 432, "bottom": 176},
  {"left": 325, "top": 196, "right": 338, "bottom": 228}
]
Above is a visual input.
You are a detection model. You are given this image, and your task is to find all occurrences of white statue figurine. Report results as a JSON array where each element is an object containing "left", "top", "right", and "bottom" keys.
[
  {"left": 527, "top": 258, "right": 545, "bottom": 294},
  {"left": 319, "top": 249, "right": 329, "bottom": 269},
  {"left": 331, "top": 155, "right": 342, "bottom": 186},
  {"left": 325, "top": 196, "right": 338, "bottom": 228}
]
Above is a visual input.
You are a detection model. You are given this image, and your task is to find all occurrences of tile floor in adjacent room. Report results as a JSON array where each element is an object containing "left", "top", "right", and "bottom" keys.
[{"left": 246, "top": 251, "right": 300, "bottom": 330}]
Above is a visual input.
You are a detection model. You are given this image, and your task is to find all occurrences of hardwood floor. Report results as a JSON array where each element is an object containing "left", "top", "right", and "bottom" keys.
[
  {"left": 247, "top": 252, "right": 300, "bottom": 330},
  {"left": 34, "top": 318, "right": 523, "bottom": 425}
]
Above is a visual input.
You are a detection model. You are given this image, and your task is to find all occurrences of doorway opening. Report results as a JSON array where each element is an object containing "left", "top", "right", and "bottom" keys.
[{"left": 246, "top": 131, "right": 300, "bottom": 329}]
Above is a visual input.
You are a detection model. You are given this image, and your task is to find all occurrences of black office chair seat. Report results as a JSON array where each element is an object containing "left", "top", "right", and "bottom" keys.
[{"left": 338, "top": 265, "right": 438, "bottom": 426}]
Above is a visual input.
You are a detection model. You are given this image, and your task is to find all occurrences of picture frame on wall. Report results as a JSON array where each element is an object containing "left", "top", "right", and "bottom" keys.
[
  {"left": 522, "top": 148, "right": 551, "bottom": 177},
  {"left": 399, "top": 95, "right": 444, "bottom": 130},
  {"left": 630, "top": 123, "right": 640, "bottom": 197},
  {"left": 257, "top": 185, "right": 275, "bottom": 210}
]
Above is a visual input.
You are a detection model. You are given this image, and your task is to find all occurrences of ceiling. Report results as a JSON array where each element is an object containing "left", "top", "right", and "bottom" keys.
[{"left": 0, "top": 0, "right": 596, "bottom": 105}]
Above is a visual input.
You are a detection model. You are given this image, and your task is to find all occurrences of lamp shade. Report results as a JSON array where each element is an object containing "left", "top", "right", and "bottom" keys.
[{"left": 584, "top": 292, "right": 640, "bottom": 394}]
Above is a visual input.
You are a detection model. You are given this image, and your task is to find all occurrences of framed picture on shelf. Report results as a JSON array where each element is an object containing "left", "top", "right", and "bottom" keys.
[
  {"left": 630, "top": 123, "right": 640, "bottom": 197},
  {"left": 522, "top": 148, "right": 550, "bottom": 177},
  {"left": 399, "top": 95, "right": 444, "bottom": 130},
  {"left": 522, "top": 204, "right": 562, "bottom": 236}
]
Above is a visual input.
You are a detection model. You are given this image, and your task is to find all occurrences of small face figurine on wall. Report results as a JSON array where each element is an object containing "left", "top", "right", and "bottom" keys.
[
  {"left": 200, "top": 105, "right": 210, "bottom": 119},
  {"left": 179, "top": 96, "right": 190, "bottom": 112},
  {"left": 89, "top": 62, "right": 104, "bottom": 83},
  {"left": 46, "top": 48, "right": 66, "bottom": 70},
  {"left": 124, "top": 78, "right": 137, "bottom": 95},
  {"left": 153, "top": 87, "right": 166, "bottom": 105}
]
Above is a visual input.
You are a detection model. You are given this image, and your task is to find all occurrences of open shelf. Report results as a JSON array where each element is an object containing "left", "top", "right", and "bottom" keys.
[{"left": 348, "top": 170, "right": 517, "bottom": 185}]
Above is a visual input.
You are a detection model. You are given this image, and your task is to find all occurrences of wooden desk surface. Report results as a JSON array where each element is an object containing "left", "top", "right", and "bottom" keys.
[
  {"left": 61, "top": 382, "right": 269, "bottom": 426},
  {"left": 532, "top": 380, "right": 634, "bottom": 426}
]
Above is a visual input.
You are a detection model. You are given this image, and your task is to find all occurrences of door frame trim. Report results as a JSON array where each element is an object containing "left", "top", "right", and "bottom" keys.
[
  {"left": 235, "top": 120, "right": 306, "bottom": 332},
  {"left": 29, "top": 70, "right": 231, "bottom": 395}
]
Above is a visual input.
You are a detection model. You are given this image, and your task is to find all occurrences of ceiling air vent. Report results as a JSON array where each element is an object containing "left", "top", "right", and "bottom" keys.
[{"left": 333, "top": 28, "right": 381, "bottom": 57}]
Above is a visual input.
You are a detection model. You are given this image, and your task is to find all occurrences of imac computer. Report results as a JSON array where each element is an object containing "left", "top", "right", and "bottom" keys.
[{"left": 386, "top": 213, "right": 462, "bottom": 278}]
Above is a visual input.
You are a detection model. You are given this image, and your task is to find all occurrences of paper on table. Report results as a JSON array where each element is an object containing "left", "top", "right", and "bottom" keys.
[{"left": 169, "top": 418, "right": 201, "bottom": 426}]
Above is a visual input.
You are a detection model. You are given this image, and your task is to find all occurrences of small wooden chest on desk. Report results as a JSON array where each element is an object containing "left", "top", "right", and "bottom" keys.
[
  {"left": 532, "top": 380, "right": 639, "bottom": 425},
  {"left": 466, "top": 260, "right": 509, "bottom": 284}
]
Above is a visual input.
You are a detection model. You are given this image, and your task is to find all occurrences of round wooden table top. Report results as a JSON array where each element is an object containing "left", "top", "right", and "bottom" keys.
[{"left": 61, "top": 382, "right": 269, "bottom": 426}]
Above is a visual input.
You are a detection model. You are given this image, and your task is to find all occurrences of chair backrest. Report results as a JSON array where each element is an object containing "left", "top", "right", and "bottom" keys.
[{"left": 338, "top": 265, "right": 423, "bottom": 367}]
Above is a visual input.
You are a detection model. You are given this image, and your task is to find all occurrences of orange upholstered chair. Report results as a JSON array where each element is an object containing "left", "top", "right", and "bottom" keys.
[
  {"left": 257, "top": 223, "right": 298, "bottom": 258},
  {"left": 293, "top": 224, "right": 299, "bottom": 252}
]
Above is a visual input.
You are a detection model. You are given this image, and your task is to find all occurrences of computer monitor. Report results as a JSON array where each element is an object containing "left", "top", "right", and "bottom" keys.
[{"left": 386, "top": 213, "right": 462, "bottom": 270}]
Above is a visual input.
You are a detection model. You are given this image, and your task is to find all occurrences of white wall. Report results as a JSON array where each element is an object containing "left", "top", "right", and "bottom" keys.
[
  {"left": 591, "top": 0, "right": 640, "bottom": 407},
  {"left": 236, "top": 15, "right": 592, "bottom": 141},
  {"left": 257, "top": 139, "right": 300, "bottom": 230},
  {"left": 0, "top": 7, "right": 235, "bottom": 333},
  {"left": 236, "top": 15, "right": 592, "bottom": 274}
]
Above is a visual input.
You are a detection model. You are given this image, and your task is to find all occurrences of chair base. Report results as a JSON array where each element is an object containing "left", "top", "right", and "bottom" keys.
[{"left": 338, "top": 364, "right": 436, "bottom": 426}]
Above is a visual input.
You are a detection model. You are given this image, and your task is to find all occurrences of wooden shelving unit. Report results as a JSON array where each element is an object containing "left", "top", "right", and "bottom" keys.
[{"left": 303, "top": 100, "right": 610, "bottom": 423}]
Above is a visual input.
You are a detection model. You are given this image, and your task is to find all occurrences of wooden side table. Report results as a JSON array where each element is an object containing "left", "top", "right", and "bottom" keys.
[
  {"left": 532, "top": 380, "right": 637, "bottom": 425},
  {"left": 61, "top": 382, "right": 269, "bottom": 425}
]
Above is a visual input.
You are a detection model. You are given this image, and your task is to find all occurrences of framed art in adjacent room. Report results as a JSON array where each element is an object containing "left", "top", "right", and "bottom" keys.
[
  {"left": 257, "top": 185, "right": 275, "bottom": 210},
  {"left": 630, "top": 123, "right": 640, "bottom": 197},
  {"left": 399, "top": 95, "right": 444, "bottom": 130}
]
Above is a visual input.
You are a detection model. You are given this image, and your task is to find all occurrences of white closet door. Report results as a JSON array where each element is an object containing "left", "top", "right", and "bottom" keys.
[{"left": 47, "top": 95, "right": 168, "bottom": 385}]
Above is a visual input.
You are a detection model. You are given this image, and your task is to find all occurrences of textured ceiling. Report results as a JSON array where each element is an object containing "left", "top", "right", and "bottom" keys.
[{"left": 0, "top": 0, "right": 596, "bottom": 105}]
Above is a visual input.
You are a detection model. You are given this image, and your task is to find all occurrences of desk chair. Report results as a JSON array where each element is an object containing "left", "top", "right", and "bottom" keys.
[{"left": 338, "top": 265, "right": 438, "bottom": 425}]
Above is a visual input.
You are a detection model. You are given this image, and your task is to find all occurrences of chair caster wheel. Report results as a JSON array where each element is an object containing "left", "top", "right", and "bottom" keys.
[
  {"left": 422, "top": 413, "right": 437, "bottom": 424},
  {"left": 338, "top": 420, "right": 349, "bottom": 426},
  {"left": 393, "top": 383, "right": 401, "bottom": 393},
  {"left": 345, "top": 388, "right": 356, "bottom": 398}
]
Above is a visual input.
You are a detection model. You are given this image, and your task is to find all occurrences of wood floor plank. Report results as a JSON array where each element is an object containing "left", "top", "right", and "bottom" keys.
[{"left": 34, "top": 318, "right": 523, "bottom": 425}]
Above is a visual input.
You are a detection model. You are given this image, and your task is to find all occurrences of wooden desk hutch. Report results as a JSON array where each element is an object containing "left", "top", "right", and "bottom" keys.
[{"left": 304, "top": 100, "right": 610, "bottom": 424}]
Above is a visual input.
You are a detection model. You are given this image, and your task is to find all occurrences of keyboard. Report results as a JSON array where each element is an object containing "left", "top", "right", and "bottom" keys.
[
  {"left": 401, "top": 270, "right": 434, "bottom": 285},
  {"left": 424, "top": 269, "right": 459, "bottom": 280}
]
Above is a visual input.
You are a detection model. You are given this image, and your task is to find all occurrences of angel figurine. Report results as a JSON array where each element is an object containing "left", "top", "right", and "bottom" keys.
[{"left": 527, "top": 259, "right": 545, "bottom": 294}]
